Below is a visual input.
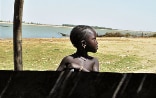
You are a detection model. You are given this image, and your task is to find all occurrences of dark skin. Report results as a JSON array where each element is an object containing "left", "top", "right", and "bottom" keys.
[{"left": 57, "top": 29, "right": 99, "bottom": 72}]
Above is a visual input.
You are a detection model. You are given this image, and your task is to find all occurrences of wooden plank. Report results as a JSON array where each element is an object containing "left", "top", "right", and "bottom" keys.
[{"left": 0, "top": 71, "right": 156, "bottom": 98}]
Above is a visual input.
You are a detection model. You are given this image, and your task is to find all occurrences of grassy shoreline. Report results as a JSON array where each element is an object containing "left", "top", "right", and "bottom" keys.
[{"left": 0, "top": 37, "right": 156, "bottom": 73}]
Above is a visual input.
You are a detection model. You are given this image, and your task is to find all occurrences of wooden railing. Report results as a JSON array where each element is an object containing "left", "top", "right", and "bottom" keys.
[{"left": 0, "top": 71, "right": 156, "bottom": 98}]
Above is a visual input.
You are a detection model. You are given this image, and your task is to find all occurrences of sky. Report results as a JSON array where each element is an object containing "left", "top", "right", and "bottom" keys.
[{"left": 1, "top": 0, "right": 156, "bottom": 32}]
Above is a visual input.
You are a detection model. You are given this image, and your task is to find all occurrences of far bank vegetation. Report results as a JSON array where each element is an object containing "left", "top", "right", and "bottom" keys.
[{"left": 97, "top": 32, "right": 156, "bottom": 38}]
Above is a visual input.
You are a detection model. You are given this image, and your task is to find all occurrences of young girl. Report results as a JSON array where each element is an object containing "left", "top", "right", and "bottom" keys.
[{"left": 56, "top": 25, "right": 99, "bottom": 72}]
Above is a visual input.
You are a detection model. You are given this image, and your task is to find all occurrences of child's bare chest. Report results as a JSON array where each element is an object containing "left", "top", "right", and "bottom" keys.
[{"left": 71, "top": 57, "right": 95, "bottom": 71}]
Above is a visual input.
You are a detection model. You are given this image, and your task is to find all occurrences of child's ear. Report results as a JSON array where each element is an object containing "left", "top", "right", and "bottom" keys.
[
  {"left": 81, "top": 40, "right": 86, "bottom": 49},
  {"left": 81, "top": 40, "right": 86, "bottom": 45}
]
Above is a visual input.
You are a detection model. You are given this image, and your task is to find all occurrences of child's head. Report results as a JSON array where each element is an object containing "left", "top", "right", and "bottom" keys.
[{"left": 70, "top": 25, "right": 98, "bottom": 53}]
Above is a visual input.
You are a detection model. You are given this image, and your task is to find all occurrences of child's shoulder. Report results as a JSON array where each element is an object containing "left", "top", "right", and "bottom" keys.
[
  {"left": 88, "top": 56, "right": 99, "bottom": 65},
  {"left": 88, "top": 56, "right": 98, "bottom": 61},
  {"left": 62, "top": 55, "right": 74, "bottom": 61}
]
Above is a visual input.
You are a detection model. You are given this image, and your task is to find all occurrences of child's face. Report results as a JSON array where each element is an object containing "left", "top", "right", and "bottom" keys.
[{"left": 85, "top": 30, "right": 98, "bottom": 53}]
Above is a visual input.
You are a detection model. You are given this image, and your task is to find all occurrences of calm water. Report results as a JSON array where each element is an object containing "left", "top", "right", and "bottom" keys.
[
  {"left": 0, "top": 23, "right": 109, "bottom": 38},
  {"left": 1, "top": 22, "right": 151, "bottom": 38},
  {"left": 0, "top": 23, "right": 72, "bottom": 38}
]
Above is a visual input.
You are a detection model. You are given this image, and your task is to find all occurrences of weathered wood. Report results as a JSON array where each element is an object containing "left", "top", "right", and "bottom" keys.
[
  {"left": 0, "top": 71, "right": 156, "bottom": 98},
  {"left": 13, "top": 0, "right": 24, "bottom": 71}
]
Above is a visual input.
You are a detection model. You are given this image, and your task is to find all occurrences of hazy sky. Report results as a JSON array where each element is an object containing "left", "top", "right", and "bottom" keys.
[{"left": 1, "top": 0, "right": 156, "bottom": 31}]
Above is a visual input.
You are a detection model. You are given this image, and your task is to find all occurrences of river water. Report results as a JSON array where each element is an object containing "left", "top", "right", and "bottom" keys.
[{"left": 0, "top": 23, "right": 110, "bottom": 38}]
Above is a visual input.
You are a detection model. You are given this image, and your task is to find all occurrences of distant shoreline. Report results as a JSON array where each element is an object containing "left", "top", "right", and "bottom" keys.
[
  {"left": 1, "top": 21, "right": 155, "bottom": 38},
  {"left": 1, "top": 21, "right": 155, "bottom": 32},
  {"left": 0, "top": 21, "right": 73, "bottom": 28}
]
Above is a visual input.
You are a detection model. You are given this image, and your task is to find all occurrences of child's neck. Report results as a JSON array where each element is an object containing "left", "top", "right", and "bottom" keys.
[{"left": 75, "top": 50, "right": 88, "bottom": 58}]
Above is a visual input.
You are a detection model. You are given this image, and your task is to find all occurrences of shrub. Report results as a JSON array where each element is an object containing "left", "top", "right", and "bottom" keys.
[
  {"left": 151, "top": 33, "right": 156, "bottom": 37},
  {"left": 105, "top": 32, "right": 124, "bottom": 37}
]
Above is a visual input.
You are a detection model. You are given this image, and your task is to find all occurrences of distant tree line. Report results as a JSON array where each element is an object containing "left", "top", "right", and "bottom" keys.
[
  {"left": 0, "top": 20, "right": 11, "bottom": 22},
  {"left": 62, "top": 24, "right": 113, "bottom": 30},
  {"left": 97, "top": 32, "right": 130, "bottom": 37},
  {"left": 97, "top": 32, "right": 156, "bottom": 37},
  {"left": 61, "top": 24, "right": 75, "bottom": 27},
  {"left": 150, "top": 33, "right": 156, "bottom": 37}
]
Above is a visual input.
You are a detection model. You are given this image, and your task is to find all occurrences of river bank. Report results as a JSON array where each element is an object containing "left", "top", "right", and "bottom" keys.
[{"left": 1, "top": 22, "right": 156, "bottom": 39}]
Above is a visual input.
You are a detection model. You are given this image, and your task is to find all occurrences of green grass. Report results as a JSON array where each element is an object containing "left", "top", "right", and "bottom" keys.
[
  {"left": 90, "top": 52, "right": 141, "bottom": 72},
  {"left": 22, "top": 40, "right": 75, "bottom": 70},
  {"left": 0, "top": 38, "right": 156, "bottom": 72}
]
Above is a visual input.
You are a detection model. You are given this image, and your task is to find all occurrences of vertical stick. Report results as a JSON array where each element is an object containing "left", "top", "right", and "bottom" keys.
[{"left": 13, "top": 0, "right": 24, "bottom": 71}]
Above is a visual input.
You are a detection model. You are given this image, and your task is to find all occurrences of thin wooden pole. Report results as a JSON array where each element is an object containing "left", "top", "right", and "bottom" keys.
[{"left": 13, "top": 0, "right": 24, "bottom": 71}]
